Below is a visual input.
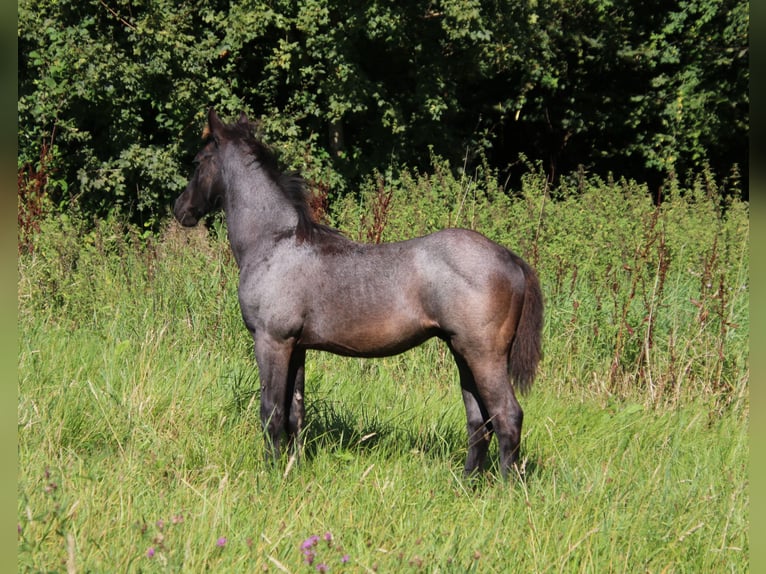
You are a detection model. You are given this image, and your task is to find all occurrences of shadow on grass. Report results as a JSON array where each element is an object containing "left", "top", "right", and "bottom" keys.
[
  {"left": 301, "top": 396, "right": 544, "bottom": 485},
  {"left": 220, "top": 376, "right": 544, "bottom": 484},
  {"left": 301, "top": 396, "right": 465, "bottom": 461}
]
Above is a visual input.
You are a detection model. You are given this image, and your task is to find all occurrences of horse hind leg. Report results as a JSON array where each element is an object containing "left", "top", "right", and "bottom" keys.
[
  {"left": 454, "top": 347, "right": 524, "bottom": 479},
  {"left": 451, "top": 349, "right": 492, "bottom": 476},
  {"left": 496, "top": 394, "right": 523, "bottom": 478},
  {"left": 475, "top": 364, "right": 523, "bottom": 478},
  {"left": 462, "top": 387, "right": 492, "bottom": 475}
]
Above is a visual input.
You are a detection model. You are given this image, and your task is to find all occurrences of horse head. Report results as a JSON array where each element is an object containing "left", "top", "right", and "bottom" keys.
[{"left": 173, "top": 108, "right": 249, "bottom": 226}]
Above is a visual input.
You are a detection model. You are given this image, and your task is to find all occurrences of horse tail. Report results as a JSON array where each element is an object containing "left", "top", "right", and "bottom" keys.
[{"left": 508, "top": 254, "right": 544, "bottom": 395}]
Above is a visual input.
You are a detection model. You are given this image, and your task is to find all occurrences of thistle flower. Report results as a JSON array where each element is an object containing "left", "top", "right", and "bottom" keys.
[
  {"left": 303, "top": 550, "right": 315, "bottom": 565},
  {"left": 301, "top": 535, "right": 320, "bottom": 550}
]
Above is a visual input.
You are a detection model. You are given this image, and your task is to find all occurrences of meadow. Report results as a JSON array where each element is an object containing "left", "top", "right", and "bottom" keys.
[{"left": 18, "top": 166, "right": 748, "bottom": 572}]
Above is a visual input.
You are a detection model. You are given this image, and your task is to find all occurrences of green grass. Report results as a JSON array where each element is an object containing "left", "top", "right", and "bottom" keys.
[{"left": 18, "top": 174, "right": 748, "bottom": 572}]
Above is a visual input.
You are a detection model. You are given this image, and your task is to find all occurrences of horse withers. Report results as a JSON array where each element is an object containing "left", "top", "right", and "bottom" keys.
[{"left": 173, "top": 109, "right": 543, "bottom": 478}]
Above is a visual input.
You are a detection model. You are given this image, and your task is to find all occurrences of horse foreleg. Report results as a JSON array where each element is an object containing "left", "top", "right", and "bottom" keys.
[
  {"left": 254, "top": 336, "right": 293, "bottom": 463},
  {"left": 286, "top": 348, "right": 306, "bottom": 460}
]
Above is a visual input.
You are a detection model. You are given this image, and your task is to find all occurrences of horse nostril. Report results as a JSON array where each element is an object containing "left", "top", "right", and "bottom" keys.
[
  {"left": 173, "top": 203, "right": 198, "bottom": 227},
  {"left": 181, "top": 212, "right": 198, "bottom": 227}
]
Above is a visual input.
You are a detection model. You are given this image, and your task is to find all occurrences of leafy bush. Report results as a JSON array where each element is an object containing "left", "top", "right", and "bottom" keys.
[{"left": 18, "top": 0, "right": 748, "bottom": 229}]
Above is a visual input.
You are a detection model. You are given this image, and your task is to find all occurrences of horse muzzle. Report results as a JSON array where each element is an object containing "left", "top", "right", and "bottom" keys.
[{"left": 173, "top": 196, "right": 201, "bottom": 227}]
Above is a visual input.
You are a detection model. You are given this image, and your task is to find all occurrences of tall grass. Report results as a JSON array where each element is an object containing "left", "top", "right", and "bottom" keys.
[
  {"left": 18, "top": 167, "right": 747, "bottom": 571},
  {"left": 333, "top": 162, "right": 749, "bottom": 407}
]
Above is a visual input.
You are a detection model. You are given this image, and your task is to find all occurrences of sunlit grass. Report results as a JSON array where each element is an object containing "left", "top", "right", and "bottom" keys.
[{"left": 18, "top": 175, "right": 747, "bottom": 571}]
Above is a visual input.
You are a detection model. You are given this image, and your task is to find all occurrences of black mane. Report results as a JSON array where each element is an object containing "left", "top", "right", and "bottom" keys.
[{"left": 224, "top": 119, "right": 340, "bottom": 243}]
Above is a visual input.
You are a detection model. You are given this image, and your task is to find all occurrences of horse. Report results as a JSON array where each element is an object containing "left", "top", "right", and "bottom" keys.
[{"left": 173, "top": 109, "right": 543, "bottom": 478}]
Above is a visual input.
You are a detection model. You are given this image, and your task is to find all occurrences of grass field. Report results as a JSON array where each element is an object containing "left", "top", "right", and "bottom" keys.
[{"left": 18, "top": 170, "right": 748, "bottom": 572}]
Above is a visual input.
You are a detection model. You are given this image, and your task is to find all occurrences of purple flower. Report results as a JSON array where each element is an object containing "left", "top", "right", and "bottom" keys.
[
  {"left": 146, "top": 547, "right": 156, "bottom": 558},
  {"left": 341, "top": 554, "right": 350, "bottom": 563},
  {"left": 324, "top": 531, "right": 333, "bottom": 543},
  {"left": 316, "top": 563, "right": 329, "bottom": 573},
  {"left": 301, "top": 535, "right": 320, "bottom": 550},
  {"left": 216, "top": 537, "right": 227, "bottom": 547},
  {"left": 156, "top": 519, "right": 165, "bottom": 531},
  {"left": 303, "top": 550, "right": 315, "bottom": 565}
]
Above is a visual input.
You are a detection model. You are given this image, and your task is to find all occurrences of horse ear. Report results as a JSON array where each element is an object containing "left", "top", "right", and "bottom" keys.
[
  {"left": 207, "top": 108, "right": 225, "bottom": 141},
  {"left": 238, "top": 111, "right": 249, "bottom": 125}
]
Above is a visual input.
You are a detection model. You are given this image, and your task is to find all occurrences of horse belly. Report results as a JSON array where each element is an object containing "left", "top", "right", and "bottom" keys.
[{"left": 298, "top": 305, "right": 438, "bottom": 358}]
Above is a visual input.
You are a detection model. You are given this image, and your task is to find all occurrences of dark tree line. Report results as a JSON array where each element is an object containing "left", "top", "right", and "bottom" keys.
[{"left": 18, "top": 0, "right": 749, "bottom": 226}]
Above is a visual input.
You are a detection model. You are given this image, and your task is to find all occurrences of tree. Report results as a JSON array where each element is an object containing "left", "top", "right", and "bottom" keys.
[{"left": 17, "top": 0, "right": 749, "bottom": 227}]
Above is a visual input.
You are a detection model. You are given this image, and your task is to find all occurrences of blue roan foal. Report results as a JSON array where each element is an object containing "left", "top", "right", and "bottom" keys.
[{"left": 174, "top": 109, "right": 543, "bottom": 478}]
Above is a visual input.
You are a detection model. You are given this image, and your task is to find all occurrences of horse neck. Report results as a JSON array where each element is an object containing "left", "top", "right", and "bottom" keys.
[{"left": 222, "top": 156, "right": 298, "bottom": 266}]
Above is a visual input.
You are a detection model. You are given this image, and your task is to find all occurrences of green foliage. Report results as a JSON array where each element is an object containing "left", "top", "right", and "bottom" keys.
[
  {"left": 18, "top": 0, "right": 748, "bottom": 227},
  {"left": 17, "top": 175, "right": 748, "bottom": 570},
  {"left": 333, "top": 158, "right": 749, "bottom": 406}
]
